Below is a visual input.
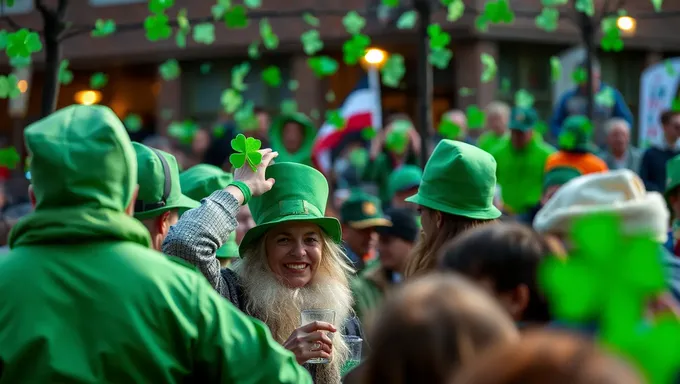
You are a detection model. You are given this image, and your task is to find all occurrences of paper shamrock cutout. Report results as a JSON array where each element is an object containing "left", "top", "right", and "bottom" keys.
[
  {"left": 476, "top": 0, "right": 515, "bottom": 31},
  {"left": 144, "top": 13, "right": 172, "bottom": 41},
  {"left": 381, "top": 0, "right": 398, "bottom": 6},
  {"left": 438, "top": 119, "right": 461, "bottom": 140},
  {"left": 244, "top": 0, "right": 261, "bottom": 8},
  {"left": 168, "top": 120, "right": 198, "bottom": 144},
  {"left": 58, "top": 60, "right": 73, "bottom": 85},
  {"left": 124, "top": 114, "right": 143, "bottom": 133},
  {"left": 396, "top": 10, "right": 417, "bottom": 29},
  {"left": 0, "top": 75, "right": 20, "bottom": 99},
  {"left": 0, "top": 147, "right": 20, "bottom": 169},
  {"left": 459, "top": 87, "right": 475, "bottom": 97},
  {"left": 92, "top": 19, "right": 116, "bottom": 37},
  {"left": 480, "top": 53, "right": 496, "bottom": 83},
  {"left": 381, "top": 54, "right": 406, "bottom": 88},
  {"left": 428, "top": 24, "right": 451, "bottom": 50},
  {"left": 550, "top": 56, "right": 561, "bottom": 83},
  {"left": 541, "top": 0, "right": 568, "bottom": 5},
  {"left": 148, "top": 0, "right": 174, "bottom": 13},
  {"left": 343, "top": 34, "right": 371, "bottom": 65},
  {"left": 385, "top": 121, "right": 410, "bottom": 154},
  {"left": 672, "top": 98, "right": 680, "bottom": 113},
  {"left": 193, "top": 23, "right": 215, "bottom": 45},
  {"left": 280, "top": 99, "right": 298, "bottom": 115},
  {"left": 225, "top": 5, "right": 249, "bottom": 29},
  {"left": 301, "top": 30, "right": 323, "bottom": 56},
  {"left": 261, "top": 66, "right": 282, "bottom": 87},
  {"left": 429, "top": 48, "right": 453, "bottom": 69},
  {"left": 221, "top": 89, "right": 243, "bottom": 114},
  {"left": 90, "top": 72, "right": 108, "bottom": 89},
  {"left": 326, "top": 110, "right": 345, "bottom": 129},
  {"left": 665, "top": 60, "right": 676, "bottom": 77},
  {"left": 342, "top": 11, "right": 366, "bottom": 35},
  {"left": 234, "top": 102, "right": 258, "bottom": 132},
  {"left": 159, "top": 59, "right": 180, "bottom": 81},
  {"left": 595, "top": 87, "right": 615, "bottom": 108},
  {"left": 248, "top": 42, "right": 260, "bottom": 59},
  {"left": 515, "top": 89, "right": 535, "bottom": 108},
  {"left": 535, "top": 7, "right": 558, "bottom": 32},
  {"left": 572, "top": 66, "right": 587, "bottom": 85},
  {"left": 600, "top": 17, "right": 624, "bottom": 52},
  {"left": 348, "top": 147, "right": 369, "bottom": 169},
  {"left": 303, "top": 13, "right": 320, "bottom": 27},
  {"left": 230, "top": 134, "right": 262, "bottom": 172},
  {"left": 260, "top": 19, "right": 279, "bottom": 50},
  {"left": 447, "top": 0, "right": 465, "bottom": 22},
  {"left": 231, "top": 62, "right": 250, "bottom": 91},
  {"left": 361, "top": 127, "right": 377, "bottom": 140},
  {"left": 575, "top": 0, "right": 594, "bottom": 17},
  {"left": 308, "top": 56, "right": 338, "bottom": 78},
  {"left": 651, "top": 0, "right": 663, "bottom": 12},
  {"left": 466, "top": 105, "right": 486, "bottom": 130},
  {"left": 6, "top": 29, "right": 42, "bottom": 58}
]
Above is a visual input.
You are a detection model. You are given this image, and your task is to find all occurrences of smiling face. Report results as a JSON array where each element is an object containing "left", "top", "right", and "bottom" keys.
[{"left": 265, "top": 221, "right": 324, "bottom": 288}]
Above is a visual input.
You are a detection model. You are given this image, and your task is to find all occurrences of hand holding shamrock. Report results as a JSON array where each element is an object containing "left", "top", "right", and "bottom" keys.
[{"left": 231, "top": 146, "right": 278, "bottom": 198}]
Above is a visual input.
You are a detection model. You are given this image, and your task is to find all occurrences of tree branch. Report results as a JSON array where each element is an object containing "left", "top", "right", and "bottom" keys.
[
  {"left": 0, "top": 1, "right": 37, "bottom": 32},
  {"left": 34, "top": 0, "right": 51, "bottom": 17}
]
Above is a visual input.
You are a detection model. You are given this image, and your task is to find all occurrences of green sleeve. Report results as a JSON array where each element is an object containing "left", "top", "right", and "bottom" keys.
[{"left": 193, "top": 278, "right": 312, "bottom": 384}]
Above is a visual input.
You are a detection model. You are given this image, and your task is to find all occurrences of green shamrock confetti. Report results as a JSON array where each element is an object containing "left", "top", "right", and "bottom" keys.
[
  {"left": 342, "top": 34, "right": 371, "bottom": 65},
  {"left": 429, "top": 48, "right": 453, "bottom": 69},
  {"left": 480, "top": 53, "right": 496, "bottom": 83},
  {"left": 550, "top": 56, "right": 561, "bottom": 82},
  {"left": 221, "top": 89, "right": 243, "bottom": 114},
  {"left": 211, "top": 2, "right": 226, "bottom": 20},
  {"left": 308, "top": 56, "right": 339, "bottom": 77},
  {"left": 325, "top": 90, "right": 336, "bottom": 103},
  {"left": 230, "top": 133, "right": 262, "bottom": 172},
  {"left": 541, "top": 0, "right": 568, "bottom": 5},
  {"left": 575, "top": 0, "right": 594, "bottom": 17},
  {"left": 234, "top": 102, "right": 258, "bottom": 131},
  {"left": 303, "top": 13, "right": 320, "bottom": 27},
  {"left": 9, "top": 55, "right": 30, "bottom": 69},
  {"left": 601, "top": 17, "right": 624, "bottom": 52},
  {"left": 447, "top": 0, "right": 465, "bottom": 22},
  {"left": 459, "top": 87, "right": 475, "bottom": 97},
  {"left": 213, "top": 124, "right": 226, "bottom": 138},
  {"left": 382, "top": 0, "right": 399, "bottom": 6},
  {"left": 539, "top": 214, "right": 665, "bottom": 341},
  {"left": 175, "top": 32, "right": 187, "bottom": 48},
  {"left": 58, "top": 60, "right": 73, "bottom": 85},
  {"left": 665, "top": 60, "right": 676, "bottom": 77},
  {"left": 280, "top": 99, "right": 298, "bottom": 115},
  {"left": 500, "top": 77, "right": 511, "bottom": 94},
  {"left": 348, "top": 147, "right": 369, "bottom": 169},
  {"left": 260, "top": 19, "right": 279, "bottom": 50},
  {"left": 200, "top": 62, "right": 212, "bottom": 74},
  {"left": 381, "top": 54, "right": 406, "bottom": 88},
  {"left": 327, "top": 110, "right": 346, "bottom": 129},
  {"left": 148, "top": 0, "right": 174, "bottom": 14},
  {"left": 124, "top": 114, "right": 143, "bottom": 133},
  {"left": 248, "top": 41, "right": 260, "bottom": 59},
  {"left": 300, "top": 30, "right": 324, "bottom": 56},
  {"left": 225, "top": 5, "right": 249, "bottom": 29},
  {"left": 90, "top": 72, "right": 108, "bottom": 89},
  {"left": 0, "top": 147, "right": 20, "bottom": 169},
  {"left": 261, "top": 66, "right": 282, "bottom": 87},
  {"left": 479, "top": 0, "right": 514, "bottom": 25},
  {"left": 144, "top": 14, "right": 172, "bottom": 41},
  {"left": 91, "top": 19, "right": 116, "bottom": 37},
  {"left": 427, "top": 24, "right": 451, "bottom": 50},
  {"left": 6, "top": 29, "right": 42, "bottom": 58},
  {"left": 0, "top": 30, "right": 7, "bottom": 50},
  {"left": 231, "top": 62, "right": 250, "bottom": 91},
  {"left": 177, "top": 8, "right": 190, "bottom": 32},
  {"left": 193, "top": 23, "right": 215, "bottom": 45},
  {"left": 438, "top": 119, "right": 461, "bottom": 139},
  {"left": 672, "top": 98, "right": 680, "bottom": 113},
  {"left": 651, "top": 0, "right": 662, "bottom": 12},
  {"left": 287, "top": 79, "right": 299, "bottom": 91},
  {"left": 535, "top": 7, "right": 559, "bottom": 32},
  {"left": 572, "top": 66, "right": 587, "bottom": 85},
  {"left": 361, "top": 127, "right": 377, "bottom": 140},
  {"left": 343, "top": 11, "right": 366, "bottom": 35},
  {"left": 159, "top": 59, "right": 181, "bottom": 81},
  {"left": 0, "top": 75, "right": 20, "bottom": 99},
  {"left": 466, "top": 105, "right": 485, "bottom": 129},
  {"left": 168, "top": 120, "right": 198, "bottom": 144},
  {"left": 385, "top": 121, "right": 410, "bottom": 154},
  {"left": 244, "top": 0, "right": 261, "bottom": 8},
  {"left": 515, "top": 89, "right": 534, "bottom": 108},
  {"left": 595, "top": 87, "right": 615, "bottom": 108},
  {"left": 396, "top": 10, "right": 417, "bottom": 29}
]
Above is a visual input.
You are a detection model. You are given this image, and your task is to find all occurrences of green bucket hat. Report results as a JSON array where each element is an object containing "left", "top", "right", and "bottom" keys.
[
  {"left": 543, "top": 167, "right": 582, "bottom": 190},
  {"left": 180, "top": 164, "right": 234, "bottom": 202},
  {"left": 509, "top": 107, "right": 538, "bottom": 132},
  {"left": 665, "top": 154, "right": 680, "bottom": 197},
  {"left": 239, "top": 162, "right": 341, "bottom": 254},
  {"left": 558, "top": 115, "right": 598, "bottom": 153},
  {"left": 405, "top": 140, "right": 501, "bottom": 220},
  {"left": 217, "top": 231, "right": 239, "bottom": 259},
  {"left": 133, "top": 143, "right": 200, "bottom": 220},
  {"left": 388, "top": 165, "right": 422, "bottom": 198},
  {"left": 340, "top": 191, "right": 392, "bottom": 229}
]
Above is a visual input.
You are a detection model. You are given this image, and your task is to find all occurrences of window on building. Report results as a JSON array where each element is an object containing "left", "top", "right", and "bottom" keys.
[
  {"left": 89, "top": 0, "right": 144, "bottom": 6},
  {"left": 0, "top": 0, "right": 32, "bottom": 15}
]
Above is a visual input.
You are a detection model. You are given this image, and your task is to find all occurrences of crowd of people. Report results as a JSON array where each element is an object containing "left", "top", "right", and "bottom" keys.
[{"left": 0, "top": 58, "right": 680, "bottom": 383}]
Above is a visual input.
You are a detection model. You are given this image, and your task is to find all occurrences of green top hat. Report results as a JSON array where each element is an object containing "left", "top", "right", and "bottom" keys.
[
  {"left": 406, "top": 140, "right": 501, "bottom": 220},
  {"left": 340, "top": 191, "right": 392, "bottom": 229},
  {"left": 388, "top": 165, "right": 422, "bottom": 198},
  {"left": 133, "top": 143, "right": 199, "bottom": 220},
  {"left": 665, "top": 154, "right": 680, "bottom": 197},
  {"left": 558, "top": 115, "right": 598, "bottom": 153},
  {"left": 179, "top": 164, "right": 237, "bottom": 258},
  {"left": 239, "top": 162, "right": 341, "bottom": 254},
  {"left": 509, "top": 107, "right": 538, "bottom": 132},
  {"left": 543, "top": 167, "right": 582, "bottom": 191}
]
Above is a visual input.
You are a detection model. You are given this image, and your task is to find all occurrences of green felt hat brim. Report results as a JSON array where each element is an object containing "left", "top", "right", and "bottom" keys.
[
  {"left": 239, "top": 215, "right": 342, "bottom": 256},
  {"left": 216, "top": 244, "right": 240, "bottom": 259},
  {"left": 405, "top": 192, "right": 501, "bottom": 220},
  {"left": 134, "top": 194, "right": 200, "bottom": 220}
]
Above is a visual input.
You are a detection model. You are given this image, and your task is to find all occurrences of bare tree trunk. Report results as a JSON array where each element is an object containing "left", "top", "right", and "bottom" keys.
[{"left": 40, "top": 16, "right": 60, "bottom": 118}]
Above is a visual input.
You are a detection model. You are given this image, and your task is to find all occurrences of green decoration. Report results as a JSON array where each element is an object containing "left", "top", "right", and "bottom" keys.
[
  {"left": 91, "top": 19, "right": 116, "bottom": 37},
  {"left": 175, "top": 31, "right": 187, "bottom": 48},
  {"left": 308, "top": 56, "right": 339, "bottom": 77},
  {"left": 541, "top": 0, "right": 568, "bottom": 5},
  {"left": 326, "top": 110, "right": 345, "bottom": 129},
  {"left": 247, "top": 41, "right": 260, "bottom": 59},
  {"left": 221, "top": 89, "right": 243, "bottom": 114},
  {"left": 148, "top": 0, "right": 174, "bottom": 14},
  {"left": 382, "top": 0, "right": 399, "bottom": 6},
  {"left": 234, "top": 102, "right": 258, "bottom": 132},
  {"left": 58, "top": 60, "right": 73, "bottom": 85},
  {"left": 550, "top": 56, "right": 562, "bottom": 82},
  {"left": 427, "top": 24, "right": 451, "bottom": 50},
  {"left": 6, "top": 29, "right": 42, "bottom": 58},
  {"left": 671, "top": 98, "right": 680, "bottom": 113},
  {"left": 664, "top": 60, "right": 676, "bottom": 77},
  {"left": 459, "top": 87, "right": 475, "bottom": 97},
  {"left": 429, "top": 48, "right": 453, "bottom": 69},
  {"left": 342, "top": 34, "right": 371, "bottom": 65},
  {"left": 124, "top": 114, "right": 143, "bottom": 133},
  {"left": 303, "top": 13, "right": 320, "bottom": 27},
  {"left": 261, "top": 66, "right": 282, "bottom": 87},
  {"left": 193, "top": 23, "right": 215, "bottom": 45},
  {"left": 260, "top": 19, "right": 279, "bottom": 50},
  {"left": 0, "top": 30, "right": 8, "bottom": 50},
  {"left": 381, "top": 54, "right": 406, "bottom": 88},
  {"left": 600, "top": 17, "right": 624, "bottom": 52},
  {"left": 385, "top": 121, "right": 410, "bottom": 154},
  {"left": 438, "top": 119, "right": 461, "bottom": 139},
  {"left": 159, "top": 59, "right": 181, "bottom": 81},
  {"left": 480, "top": 0, "right": 515, "bottom": 24},
  {"left": 0, "top": 147, "right": 20, "bottom": 169},
  {"left": 535, "top": 7, "right": 559, "bottom": 32},
  {"left": 9, "top": 55, "right": 30, "bottom": 69},
  {"left": 90, "top": 72, "right": 108, "bottom": 89},
  {"left": 514, "top": 89, "right": 535, "bottom": 108},
  {"left": 396, "top": 10, "right": 417, "bottom": 29},
  {"left": 200, "top": 62, "right": 212, "bottom": 74},
  {"left": 144, "top": 13, "right": 172, "bottom": 41},
  {"left": 480, "top": 53, "right": 496, "bottom": 83},
  {"left": 651, "top": 0, "right": 663, "bottom": 12},
  {"left": 280, "top": 99, "right": 298, "bottom": 115},
  {"left": 595, "top": 87, "right": 615, "bottom": 108},
  {"left": 361, "top": 127, "right": 377, "bottom": 140},
  {"left": 244, "top": 0, "right": 261, "bottom": 8},
  {"left": 300, "top": 29, "right": 324, "bottom": 56},
  {"left": 225, "top": 5, "right": 249, "bottom": 29},
  {"left": 229, "top": 133, "right": 263, "bottom": 172},
  {"left": 466, "top": 105, "right": 486, "bottom": 129},
  {"left": 348, "top": 147, "right": 369, "bottom": 169},
  {"left": 0, "top": 75, "right": 20, "bottom": 99},
  {"left": 342, "top": 11, "right": 366, "bottom": 35},
  {"left": 168, "top": 120, "right": 198, "bottom": 144},
  {"left": 447, "top": 0, "right": 465, "bottom": 22},
  {"left": 572, "top": 66, "right": 587, "bottom": 85},
  {"left": 231, "top": 62, "right": 250, "bottom": 92},
  {"left": 287, "top": 79, "right": 299, "bottom": 91},
  {"left": 575, "top": 0, "right": 594, "bottom": 17}
]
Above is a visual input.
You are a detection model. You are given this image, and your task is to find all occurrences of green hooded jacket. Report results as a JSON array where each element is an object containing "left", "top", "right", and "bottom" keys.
[
  {"left": 490, "top": 134, "right": 556, "bottom": 215},
  {"left": 269, "top": 113, "right": 316, "bottom": 166},
  {"left": 0, "top": 105, "right": 311, "bottom": 384}
]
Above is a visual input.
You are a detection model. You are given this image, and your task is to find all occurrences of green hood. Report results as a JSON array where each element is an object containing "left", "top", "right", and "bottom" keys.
[
  {"left": 269, "top": 113, "right": 316, "bottom": 164},
  {"left": 10, "top": 105, "right": 151, "bottom": 248}
]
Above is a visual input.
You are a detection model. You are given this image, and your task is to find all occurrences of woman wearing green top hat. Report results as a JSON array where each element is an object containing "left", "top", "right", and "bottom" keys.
[
  {"left": 164, "top": 149, "right": 361, "bottom": 384},
  {"left": 404, "top": 140, "right": 502, "bottom": 279}
]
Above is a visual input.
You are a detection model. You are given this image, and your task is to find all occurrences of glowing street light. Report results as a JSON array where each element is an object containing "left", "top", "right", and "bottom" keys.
[
  {"left": 17, "top": 80, "right": 28, "bottom": 93},
  {"left": 363, "top": 48, "right": 388, "bottom": 66},
  {"left": 616, "top": 16, "right": 636, "bottom": 34},
  {"left": 74, "top": 90, "right": 102, "bottom": 106}
]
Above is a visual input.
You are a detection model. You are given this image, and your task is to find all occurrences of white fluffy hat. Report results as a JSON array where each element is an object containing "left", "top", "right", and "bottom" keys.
[{"left": 532, "top": 169, "right": 669, "bottom": 242}]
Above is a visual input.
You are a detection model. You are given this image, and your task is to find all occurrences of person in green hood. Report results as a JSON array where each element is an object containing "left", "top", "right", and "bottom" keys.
[
  {"left": 490, "top": 107, "right": 556, "bottom": 216},
  {"left": 133, "top": 143, "right": 200, "bottom": 251},
  {"left": 0, "top": 105, "right": 311, "bottom": 384},
  {"left": 269, "top": 112, "right": 317, "bottom": 165}
]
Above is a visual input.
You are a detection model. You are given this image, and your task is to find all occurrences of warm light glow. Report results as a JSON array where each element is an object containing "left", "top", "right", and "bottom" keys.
[
  {"left": 616, "top": 16, "right": 636, "bottom": 33},
  {"left": 74, "top": 90, "right": 102, "bottom": 106},
  {"left": 363, "top": 48, "right": 388, "bottom": 66},
  {"left": 17, "top": 79, "right": 28, "bottom": 93}
]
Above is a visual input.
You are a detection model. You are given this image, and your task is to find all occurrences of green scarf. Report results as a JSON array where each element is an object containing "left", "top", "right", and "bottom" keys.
[{"left": 9, "top": 207, "right": 151, "bottom": 249}]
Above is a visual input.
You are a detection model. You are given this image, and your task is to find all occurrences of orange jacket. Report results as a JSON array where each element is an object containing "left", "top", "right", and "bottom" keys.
[{"left": 545, "top": 151, "right": 609, "bottom": 175}]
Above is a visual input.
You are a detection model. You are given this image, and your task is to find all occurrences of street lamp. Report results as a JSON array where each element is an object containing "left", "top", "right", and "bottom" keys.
[
  {"left": 616, "top": 15, "right": 636, "bottom": 35},
  {"left": 74, "top": 90, "right": 102, "bottom": 106},
  {"left": 363, "top": 48, "right": 388, "bottom": 66}
]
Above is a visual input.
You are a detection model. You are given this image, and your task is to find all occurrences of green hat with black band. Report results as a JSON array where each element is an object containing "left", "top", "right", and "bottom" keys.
[
  {"left": 543, "top": 167, "right": 582, "bottom": 191},
  {"left": 405, "top": 140, "right": 501, "bottom": 220},
  {"left": 239, "top": 162, "right": 341, "bottom": 254},
  {"left": 133, "top": 143, "right": 199, "bottom": 220},
  {"left": 340, "top": 191, "right": 392, "bottom": 229}
]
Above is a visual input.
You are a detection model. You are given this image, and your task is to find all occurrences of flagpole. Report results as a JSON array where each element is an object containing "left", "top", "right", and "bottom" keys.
[
  {"left": 415, "top": 0, "right": 433, "bottom": 169},
  {"left": 367, "top": 66, "right": 383, "bottom": 131}
]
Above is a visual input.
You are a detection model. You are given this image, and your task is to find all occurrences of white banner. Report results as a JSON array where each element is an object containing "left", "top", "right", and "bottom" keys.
[{"left": 639, "top": 58, "right": 680, "bottom": 148}]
